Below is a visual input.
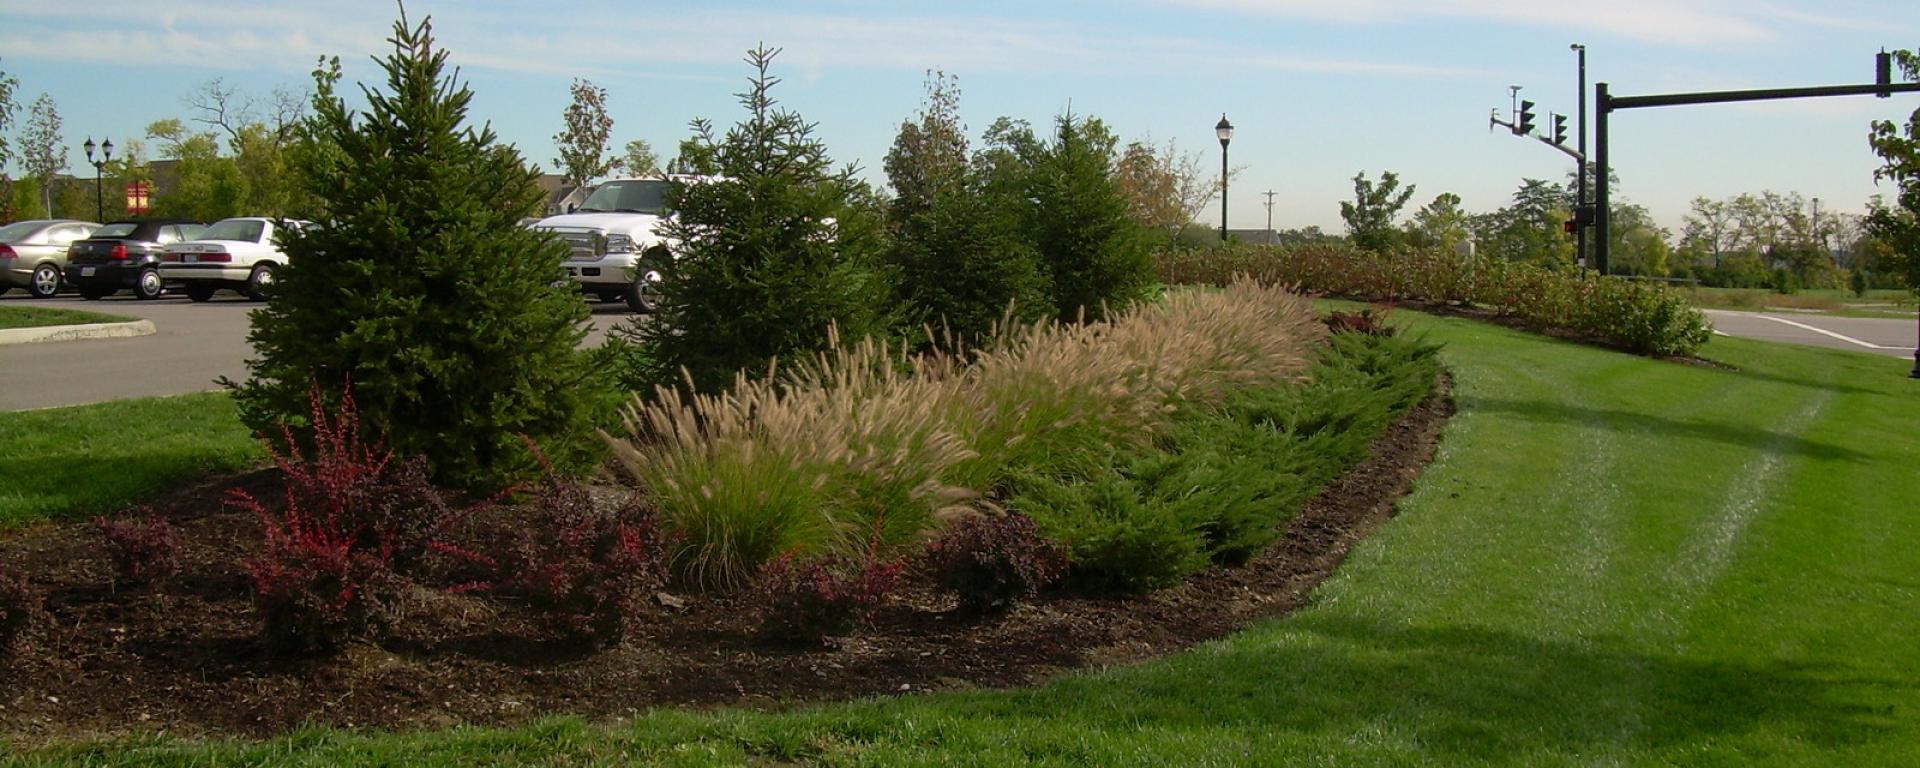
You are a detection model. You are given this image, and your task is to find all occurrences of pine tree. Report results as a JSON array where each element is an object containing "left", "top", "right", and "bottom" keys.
[
  {"left": 643, "top": 45, "right": 890, "bottom": 390},
  {"left": 883, "top": 72, "right": 1046, "bottom": 343},
  {"left": 1026, "top": 113, "right": 1153, "bottom": 322},
  {"left": 228, "top": 11, "right": 611, "bottom": 490}
]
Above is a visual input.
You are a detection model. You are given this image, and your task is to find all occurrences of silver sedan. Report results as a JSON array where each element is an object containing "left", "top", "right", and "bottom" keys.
[{"left": 1, "top": 219, "right": 102, "bottom": 297}]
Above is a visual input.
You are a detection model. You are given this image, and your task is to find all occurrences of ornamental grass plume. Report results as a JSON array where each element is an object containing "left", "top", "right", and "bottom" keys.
[{"left": 606, "top": 278, "right": 1324, "bottom": 588}]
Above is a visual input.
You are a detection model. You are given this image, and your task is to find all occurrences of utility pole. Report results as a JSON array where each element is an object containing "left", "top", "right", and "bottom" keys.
[
  {"left": 1573, "top": 44, "right": 1588, "bottom": 275},
  {"left": 1262, "top": 190, "right": 1277, "bottom": 235}
]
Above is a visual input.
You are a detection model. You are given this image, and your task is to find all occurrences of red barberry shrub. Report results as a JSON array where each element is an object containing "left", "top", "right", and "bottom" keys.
[
  {"left": 758, "top": 545, "right": 905, "bottom": 644},
  {"left": 0, "top": 567, "right": 40, "bottom": 654},
  {"left": 1324, "top": 306, "right": 1396, "bottom": 337},
  {"left": 498, "top": 484, "right": 672, "bottom": 646},
  {"left": 92, "top": 511, "right": 180, "bottom": 585},
  {"left": 925, "top": 512, "right": 1067, "bottom": 614},
  {"left": 235, "top": 384, "right": 477, "bottom": 653}
]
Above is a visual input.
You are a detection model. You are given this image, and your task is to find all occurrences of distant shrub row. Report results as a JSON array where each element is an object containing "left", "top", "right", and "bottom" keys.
[{"left": 1159, "top": 244, "right": 1713, "bottom": 357}]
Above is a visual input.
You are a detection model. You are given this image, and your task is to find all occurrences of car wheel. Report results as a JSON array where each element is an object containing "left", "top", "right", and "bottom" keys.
[
  {"left": 245, "top": 264, "right": 276, "bottom": 301},
  {"left": 185, "top": 284, "right": 218, "bottom": 303},
  {"left": 134, "top": 269, "right": 166, "bottom": 300},
  {"left": 624, "top": 269, "right": 662, "bottom": 314},
  {"left": 78, "top": 286, "right": 111, "bottom": 300},
  {"left": 27, "top": 263, "right": 62, "bottom": 298}
]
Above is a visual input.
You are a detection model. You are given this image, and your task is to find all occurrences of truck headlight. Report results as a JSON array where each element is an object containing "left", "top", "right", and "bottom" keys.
[{"left": 602, "top": 234, "right": 636, "bottom": 254}]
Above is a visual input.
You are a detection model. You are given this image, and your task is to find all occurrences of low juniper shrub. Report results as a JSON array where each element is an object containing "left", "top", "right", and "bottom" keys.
[
  {"left": 1012, "top": 470, "right": 1208, "bottom": 594},
  {"left": 92, "top": 511, "right": 180, "bottom": 586},
  {"left": 924, "top": 512, "right": 1067, "bottom": 613},
  {"left": 0, "top": 567, "right": 39, "bottom": 654},
  {"left": 497, "top": 482, "right": 673, "bottom": 646},
  {"left": 758, "top": 545, "right": 905, "bottom": 644}
]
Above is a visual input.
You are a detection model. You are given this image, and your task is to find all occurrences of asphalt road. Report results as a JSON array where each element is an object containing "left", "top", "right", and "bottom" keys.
[
  {"left": 0, "top": 292, "right": 642, "bottom": 411},
  {"left": 1702, "top": 308, "right": 1919, "bottom": 360}
]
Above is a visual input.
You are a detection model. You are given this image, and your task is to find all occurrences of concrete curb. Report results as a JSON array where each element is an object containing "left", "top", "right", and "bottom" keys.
[{"left": 0, "top": 319, "right": 157, "bottom": 346}]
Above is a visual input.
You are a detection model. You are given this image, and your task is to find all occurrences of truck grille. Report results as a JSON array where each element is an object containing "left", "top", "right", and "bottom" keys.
[{"left": 546, "top": 228, "right": 602, "bottom": 261}]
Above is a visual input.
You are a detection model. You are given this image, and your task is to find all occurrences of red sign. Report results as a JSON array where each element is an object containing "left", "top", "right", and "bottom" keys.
[{"left": 125, "top": 181, "right": 152, "bottom": 215}]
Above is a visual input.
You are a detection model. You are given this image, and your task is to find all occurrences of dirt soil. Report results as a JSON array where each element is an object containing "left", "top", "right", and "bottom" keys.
[{"left": 0, "top": 377, "right": 1453, "bottom": 742}]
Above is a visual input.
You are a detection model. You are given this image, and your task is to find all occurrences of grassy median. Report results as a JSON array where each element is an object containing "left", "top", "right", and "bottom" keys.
[
  {"left": 0, "top": 392, "right": 262, "bottom": 528},
  {"left": 0, "top": 305, "right": 136, "bottom": 330}
]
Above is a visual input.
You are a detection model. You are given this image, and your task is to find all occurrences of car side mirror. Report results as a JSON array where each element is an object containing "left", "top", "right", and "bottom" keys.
[{"left": 567, "top": 203, "right": 578, "bottom": 214}]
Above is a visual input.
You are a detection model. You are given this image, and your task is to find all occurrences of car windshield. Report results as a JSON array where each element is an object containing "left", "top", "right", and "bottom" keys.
[
  {"left": 92, "top": 223, "right": 141, "bottom": 239},
  {"left": 0, "top": 221, "right": 43, "bottom": 242},
  {"left": 200, "top": 219, "right": 265, "bottom": 243},
  {"left": 576, "top": 180, "right": 671, "bottom": 214}
]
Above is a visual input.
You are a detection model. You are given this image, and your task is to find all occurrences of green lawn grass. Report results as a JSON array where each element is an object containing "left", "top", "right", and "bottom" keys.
[
  {"left": 8, "top": 316, "right": 1920, "bottom": 765},
  {"left": 0, "top": 392, "right": 263, "bottom": 528},
  {"left": 0, "top": 305, "right": 136, "bottom": 330}
]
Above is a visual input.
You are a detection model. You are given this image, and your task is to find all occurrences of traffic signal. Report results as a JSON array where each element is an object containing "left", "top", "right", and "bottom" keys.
[
  {"left": 1878, "top": 50, "right": 1894, "bottom": 98},
  {"left": 1552, "top": 113, "right": 1568, "bottom": 145},
  {"left": 1517, "top": 100, "right": 1537, "bottom": 135}
]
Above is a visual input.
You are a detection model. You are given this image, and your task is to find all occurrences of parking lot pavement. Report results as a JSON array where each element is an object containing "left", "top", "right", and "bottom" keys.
[
  {"left": 1703, "top": 308, "right": 1919, "bottom": 359},
  {"left": 0, "top": 294, "right": 643, "bottom": 411}
]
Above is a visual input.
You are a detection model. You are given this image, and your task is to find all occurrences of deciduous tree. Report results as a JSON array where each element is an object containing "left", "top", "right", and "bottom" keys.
[
  {"left": 20, "top": 94, "right": 65, "bottom": 218},
  {"left": 618, "top": 138, "right": 659, "bottom": 177},
  {"left": 1868, "top": 51, "right": 1920, "bottom": 297},
  {"left": 1340, "top": 170, "right": 1415, "bottom": 251},
  {"left": 554, "top": 78, "right": 616, "bottom": 187}
]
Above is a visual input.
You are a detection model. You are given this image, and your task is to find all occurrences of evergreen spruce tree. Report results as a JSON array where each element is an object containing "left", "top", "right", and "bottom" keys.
[
  {"left": 998, "top": 113, "right": 1154, "bottom": 323},
  {"left": 229, "top": 12, "right": 611, "bottom": 490},
  {"left": 883, "top": 72, "right": 1047, "bottom": 344},
  {"left": 644, "top": 46, "right": 890, "bottom": 389}
]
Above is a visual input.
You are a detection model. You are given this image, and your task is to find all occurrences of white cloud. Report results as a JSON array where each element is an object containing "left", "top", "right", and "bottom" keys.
[
  {"left": 0, "top": 0, "right": 1490, "bottom": 81},
  {"left": 1157, "top": 0, "right": 1873, "bottom": 45}
]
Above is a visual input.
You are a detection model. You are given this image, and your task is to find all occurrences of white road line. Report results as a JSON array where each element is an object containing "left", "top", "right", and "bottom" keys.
[{"left": 1754, "top": 315, "right": 1895, "bottom": 350}]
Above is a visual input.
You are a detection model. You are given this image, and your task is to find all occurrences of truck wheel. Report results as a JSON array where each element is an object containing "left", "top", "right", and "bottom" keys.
[{"left": 624, "top": 269, "right": 661, "bottom": 313}]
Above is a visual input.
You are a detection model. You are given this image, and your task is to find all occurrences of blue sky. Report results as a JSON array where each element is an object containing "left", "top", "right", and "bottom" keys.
[{"left": 2, "top": 0, "right": 1915, "bottom": 233}]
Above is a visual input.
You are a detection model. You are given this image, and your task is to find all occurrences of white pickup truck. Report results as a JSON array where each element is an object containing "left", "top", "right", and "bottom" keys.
[{"left": 532, "top": 176, "right": 694, "bottom": 313}]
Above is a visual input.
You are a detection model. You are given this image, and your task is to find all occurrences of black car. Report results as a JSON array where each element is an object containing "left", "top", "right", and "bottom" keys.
[{"left": 64, "top": 219, "right": 207, "bottom": 300}]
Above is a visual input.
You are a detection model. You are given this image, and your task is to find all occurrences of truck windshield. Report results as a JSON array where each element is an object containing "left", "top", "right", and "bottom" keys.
[{"left": 576, "top": 180, "right": 672, "bottom": 214}]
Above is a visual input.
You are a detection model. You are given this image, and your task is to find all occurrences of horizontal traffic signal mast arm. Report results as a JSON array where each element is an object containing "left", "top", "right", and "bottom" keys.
[{"left": 1606, "top": 81, "right": 1920, "bottom": 111}]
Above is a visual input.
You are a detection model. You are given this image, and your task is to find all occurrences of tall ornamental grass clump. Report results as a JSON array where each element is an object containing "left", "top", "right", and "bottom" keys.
[
  {"left": 1158, "top": 243, "right": 1712, "bottom": 357},
  {"left": 605, "top": 279, "right": 1324, "bottom": 587}
]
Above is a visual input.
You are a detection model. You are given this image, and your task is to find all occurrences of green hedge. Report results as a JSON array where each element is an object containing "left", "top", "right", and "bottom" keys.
[{"left": 1159, "top": 244, "right": 1712, "bottom": 357}]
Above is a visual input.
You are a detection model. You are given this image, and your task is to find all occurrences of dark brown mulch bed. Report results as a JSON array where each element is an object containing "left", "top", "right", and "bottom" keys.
[{"left": 0, "top": 376, "right": 1453, "bottom": 742}]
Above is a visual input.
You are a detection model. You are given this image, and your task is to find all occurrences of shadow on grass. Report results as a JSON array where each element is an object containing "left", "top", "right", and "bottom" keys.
[
  {"left": 924, "top": 615, "right": 1904, "bottom": 761},
  {"left": 0, "top": 450, "right": 256, "bottom": 527},
  {"left": 1460, "top": 397, "right": 1871, "bottom": 463}
]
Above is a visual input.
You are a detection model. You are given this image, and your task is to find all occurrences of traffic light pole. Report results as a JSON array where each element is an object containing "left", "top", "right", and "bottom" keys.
[{"left": 1594, "top": 58, "right": 1920, "bottom": 276}]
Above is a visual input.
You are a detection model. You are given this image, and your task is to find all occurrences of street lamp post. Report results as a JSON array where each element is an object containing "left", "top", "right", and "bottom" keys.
[
  {"left": 83, "top": 137, "right": 114, "bottom": 222},
  {"left": 1216, "top": 114, "right": 1233, "bottom": 241}
]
